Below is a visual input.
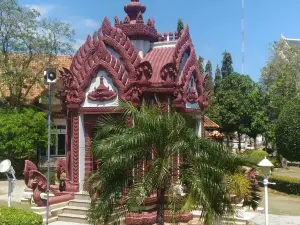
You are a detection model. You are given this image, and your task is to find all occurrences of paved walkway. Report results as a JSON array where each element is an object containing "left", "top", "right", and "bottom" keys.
[
  {"left": 250, "top": 214, "right": 300, "bottom": 225},
  {"left": 49, "top": 222, "right": 88, "bottom": 225},
  {"left": 0, "top": 179, "right": 26, "bottom": 202}
]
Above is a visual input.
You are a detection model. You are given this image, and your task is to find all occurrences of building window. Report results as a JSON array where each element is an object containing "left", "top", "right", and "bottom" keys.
[{"left": 49, "top": 125, "right": 66, "bottom": 156}]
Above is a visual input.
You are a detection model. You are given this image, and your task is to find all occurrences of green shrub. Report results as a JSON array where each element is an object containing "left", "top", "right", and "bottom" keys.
[
  {"left": 0, "top": 207, "right": 42, "bottom": 225},
  {"left": 269, "top": 158, "right": 281, "bottom": 168},
  {"left": 259, "top": 175, "right": 300, "bottom": 195},
  {"left": 44, "top": 171, "right": 56, "bottom": 185},
  {"left": 245, "top": 150, "right": 268, "bottom": 165}
]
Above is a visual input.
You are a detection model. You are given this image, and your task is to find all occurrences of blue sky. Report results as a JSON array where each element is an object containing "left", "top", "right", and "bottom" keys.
[{"left": 18, "top": 0, "right": 300, "bottom": 81}]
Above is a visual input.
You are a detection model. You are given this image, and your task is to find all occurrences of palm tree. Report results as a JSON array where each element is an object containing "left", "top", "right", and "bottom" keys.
[{"left": 85, "top": 102, "right": 246, "bottom": 225}]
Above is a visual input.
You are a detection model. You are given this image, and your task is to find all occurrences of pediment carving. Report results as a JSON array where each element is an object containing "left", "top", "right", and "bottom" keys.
[
  {"left": 88, "top": 76, "right": 117, "bottom": 102},
  {"left": 186, "top": 79, "right": 198, "bottom": 103}
]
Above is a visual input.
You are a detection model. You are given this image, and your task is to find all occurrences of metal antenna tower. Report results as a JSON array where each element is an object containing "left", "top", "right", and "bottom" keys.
[{"left": 242, "top": 0, "right": 245, "bottom": 74}]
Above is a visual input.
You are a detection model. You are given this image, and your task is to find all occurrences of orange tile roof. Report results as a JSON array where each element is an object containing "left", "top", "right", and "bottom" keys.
[
  {"left": 27, "top": 55, "right": 72, "bottom": 103},
  {"left": 204, "top": 116, "right": 219, "bottom": 129},
  {"left": 1, "top": 55, "right": 73, "bottom": 104}
]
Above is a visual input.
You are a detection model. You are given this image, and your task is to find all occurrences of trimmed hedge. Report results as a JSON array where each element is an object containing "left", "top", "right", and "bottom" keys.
[
  {"left": 259, "top": 175, "right": 300, "bottom": 195},
  {"left": 0, "top": 207, "right": 42, "bottom": 225},
  {"left": 245, "top": 150, "right": 268, "bottom": 165}
]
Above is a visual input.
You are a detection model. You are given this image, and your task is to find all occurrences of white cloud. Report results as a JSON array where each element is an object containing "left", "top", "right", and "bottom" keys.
[
  {"left": 25, "top": 4, "right": 56, "bottom": 17},
  {"left": 83, "top": 19, "right": 99, "bottom": 28}
]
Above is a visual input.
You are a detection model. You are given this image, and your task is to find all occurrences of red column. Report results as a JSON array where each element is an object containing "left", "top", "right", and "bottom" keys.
[
  {"left": 71, "top": 111, "right": 79, "bottom": 183},
  {"left": 84, "top": 121, "right": 93, "bottom": 176},
  {"left": 65, "top": 111, "right": 72, "bottom": 179}
]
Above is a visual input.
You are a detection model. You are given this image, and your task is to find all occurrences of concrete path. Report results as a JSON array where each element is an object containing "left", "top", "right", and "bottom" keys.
[
  {"left": 0, "top": 179, "right": 26, "bottom": 202},
  {"left": 49, "top": 222, "right": 88, "bottom": 225},
  {"left": 250, "top": 214, "right": 300, "bottom": 225}
]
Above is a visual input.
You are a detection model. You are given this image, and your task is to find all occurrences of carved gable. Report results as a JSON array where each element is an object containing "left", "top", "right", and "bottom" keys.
[
  {"left": 186, "top": 76, "right": 199, "bottom": 109},
  {"left": 81, "top": 71, "right": 119, "bottom": 107}
]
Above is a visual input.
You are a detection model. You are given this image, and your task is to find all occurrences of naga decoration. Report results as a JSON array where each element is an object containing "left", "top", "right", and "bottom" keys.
[
  {"left": 88, "top": 76, "right": 117, "bottom": 102},
  {"left": 27, "top": 170, "right": 74, "bottom": 207},
  {"left": 24, "top": 160, "right": 37, "bottom": 188},
  {"left": 24, "top": 160, "right": 77, "bottom": 207},
  {"left": 24, "top": 160, "right": 74, "bottom": 207}
]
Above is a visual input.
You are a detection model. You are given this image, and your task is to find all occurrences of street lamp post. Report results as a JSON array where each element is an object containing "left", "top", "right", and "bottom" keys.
[
  {"left": 258, "top": 157, "right": 275, "bottom": 225},
  {"left": 44, "top": 68, "right": 56, "bottom": 225}
]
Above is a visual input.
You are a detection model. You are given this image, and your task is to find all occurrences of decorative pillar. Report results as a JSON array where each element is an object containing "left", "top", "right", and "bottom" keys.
[
  {"left": 84, "top": 122, "right": 93, "bottom": 177},
  {"left": 71, "top": 111, "right": 79, "bottom": 184},
  {"left": 78, "top": 114, "right": 86, "bottom": 192},
  {"left": 195, "top": 115, "right": 203, "bottom": 138},
  {"left": 65, "top": 111, "right": 72, "bottom": 179}
]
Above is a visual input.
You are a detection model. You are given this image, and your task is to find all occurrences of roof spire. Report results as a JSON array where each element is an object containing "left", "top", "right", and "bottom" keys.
[{"left": 124, "top": 0, "right": 146, "bottom": 21}]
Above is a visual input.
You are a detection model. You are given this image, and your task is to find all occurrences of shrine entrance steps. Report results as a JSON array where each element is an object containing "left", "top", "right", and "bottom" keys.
[
  {"left": 55, "top": 193, "right": 90, "bottom": 224},
  {"left": 46, "top": 193, "right": 263, "bottom": 225}
]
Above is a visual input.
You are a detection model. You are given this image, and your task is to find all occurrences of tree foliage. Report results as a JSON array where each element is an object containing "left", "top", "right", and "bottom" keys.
[
  {"left": 260, "top": 40, "right": 300, "bottom": 121},
  {"left": 177, "top": 18, "right": 184, "bottom": 37},
  {"left": 214, "top": 73, "right": 263, "bottom": 150},
  {"left": 276, "top": 95, "right": 300, "bottom": 161},
  {"left": 0, "top": 0, "right": 74, "bottom": 108},
  {"left": 221, "top": 51, "right": 233, "bottom": 78},
  {"left": 214, "top": 65, "right": 222, "bottom": 93},
  {"left": 0, "top": 107, "right": 48, "bottom": 176},
  {"left": 85, "top": 102, "right": 246, "bottom": 225},
  {"left": 205, "top": 60, "right": 212, "bottom": 73},
  {"left": 205, "top": 60, "right": 214, "bottom": 92},
  {"left": 198, "top": 56, "right": 205, "bottom": 73}
]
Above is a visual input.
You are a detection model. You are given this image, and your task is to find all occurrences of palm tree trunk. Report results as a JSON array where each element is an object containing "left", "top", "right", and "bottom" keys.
[{"left": 157, "top": 187, "right": 165, "bottom": 225}]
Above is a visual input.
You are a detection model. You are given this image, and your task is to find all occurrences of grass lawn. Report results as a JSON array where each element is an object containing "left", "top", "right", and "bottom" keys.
[
  {"left": 258, "top": 189, "right": 300, "bottom": 216},
  {"left": 255, "top": 167, "right": 300, "bottom": 216},
  {"left": 272, "top": 166, "right": 300, "bottom": 179},
  {"left": 0, "top": 201, "right": 32, "bottom": 211}
]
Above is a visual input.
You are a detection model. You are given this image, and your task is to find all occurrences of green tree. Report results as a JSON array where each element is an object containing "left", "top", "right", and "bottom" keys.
[
  {"left": 177, "top": 18, "right": 184, "bottom": 37},
  {"left": 205, "top": 60, "right": 212, "bottom": 73},
  {"left": 276, "top": 95, "right": 300, "bottom": 161},
  {"left": 260, "top": 40, "right": 300, "bottom": 121},
  {"left": 216, "top": 73, "right": 261, "bottom": 151},
  {"left": 0, "top": 0, "right": 74, "bottom": 108},
  {"left": 205, "top": 60, "right": 214, "bottom": 92},
  {"left": 206, "top": 65, "right": 222, "bottom": 125},
  {"left": 85, "top": 102, "right": 245, "bottom": 225},
  {"left": 221, "top": 51, "right": 233, "bottom": 78},
  {"left": 198, "top": 56, "right": 205, "bottom": 73},
  {"left": 0, "top": 107, "right": 47, "bottom": 176},
  {"left": 244, "top": 87, "right": 269, "bottom": 149},
  {"left": 214, "top": 65, "right": 222, "bottom": 93}
]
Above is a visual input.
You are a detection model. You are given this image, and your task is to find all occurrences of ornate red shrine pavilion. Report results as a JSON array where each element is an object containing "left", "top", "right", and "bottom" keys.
[{"left": 60, "top": 0, "right": 210, "bottom": 192}]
